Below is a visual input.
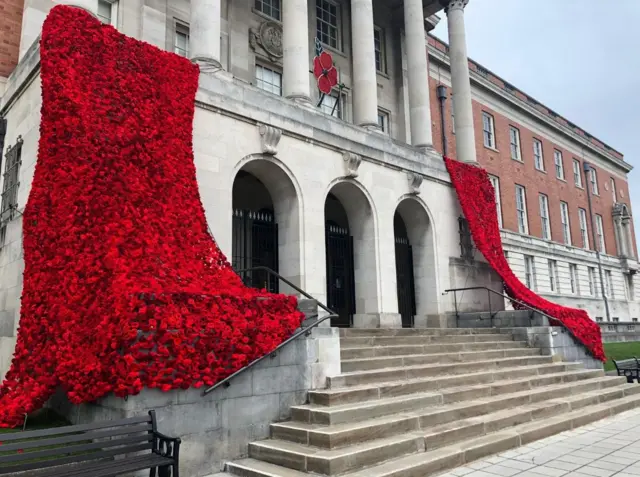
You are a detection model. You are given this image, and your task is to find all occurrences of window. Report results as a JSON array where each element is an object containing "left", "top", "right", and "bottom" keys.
[
  {"left": 255, "top": 64, "right": 282, "bottom": 96},
  {"left": 595, "top": 214, "right": 605, "bottom": 253},
  {"left": 316, "top": 0, "right": 340, "bottom": 50},
  {"left": 255, "top": 0, "right": 281, "bottom": 20},
  {"left": 569, "top": 264, "right": 579, "bottom": 295},
  {"left": 174, "top": 23, "right": 189, "bottom": 57},
  {"left": 515, "top": 185, "right": 528, "bottom": 234},
  {"left": 97, "top": 0, "right": 118, "bottom": 26},
  {"left": 560, "top": 201, "right": 571, "bottom": 245},
  {"left": 488, "top": 175, "right": 503, "bottom": 228},
  {"left": 320, "top": 92, "right": 343, "bottom": 119},
  {"left": 605, "top": 270, "right": 614, "bottom": 298},
  {"left": 589, "top": 168, "right": 599, "bottom": 195},
  {"left": 596, "top": 317, "right": 603, "bottom": 322},
  {"left": 539, "top": 194, "right": 551, "bottom": 240},
  {"left": 554, "top": 150, "right": 564, "bottom": 179},
  {"left": 482, "top": 112, "right": 495, "bottom": 149},
  {"left": 524, "top": 255, "right": 536, "bottom": 290},
  {"left": 613, "top": 317, "right": 619, "bottom": 323},
  {"left": 374, "top": 27, "right": 386, "bottom": 73},
  {"left": 588, "top": 267, "right": 597, "bottom": 296},
  {"left": 611, "top": 177, "right": 617, "bottom": 203},
  {"left": 377, "top": 110, "right": 390, "bottom": 134},
  {"left": 548, "top": 260, "right": 559, "bottom": 292},
  {"left": 0, "top": 137, "right": 22, "bottom": 246},
  {"left": 633, "top": 318, "right": 638, "bottom": 323},
  {"left": 573, "top": 159, "right": 582, "bottom": 187},
  {"left": 578, "top": 208, "right": 589, "bottom": 249},
  {"left": 533, "top": 139, "right": 544, "bottom": 171},
  {"left": 509, "top": 126, "right": 521, "bottom": 161}
]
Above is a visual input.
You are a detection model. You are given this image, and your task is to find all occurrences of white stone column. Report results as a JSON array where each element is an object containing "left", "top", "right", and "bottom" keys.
[
  {"left": 351, "top": 0, "right": 379, "bottom": 127},
  {"left": 58, "top": 0, "right": 98, "bottom": 14},
  {"left": 446, "top": 0, "right": 477, "bottom": 163},
  {"left": 189, "top": 0, "right": 222, "bottom": 70},
  {"left": 283, "top": 0, "right": 311, "bottom": 101},
  {"left": 403, "top": 0, "right": 433, "bottom": 148}
]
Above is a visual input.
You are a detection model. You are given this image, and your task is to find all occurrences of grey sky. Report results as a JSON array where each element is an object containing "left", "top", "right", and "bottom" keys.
[{"left": 432, "top": 0, "right": 640, "bottom": 239}]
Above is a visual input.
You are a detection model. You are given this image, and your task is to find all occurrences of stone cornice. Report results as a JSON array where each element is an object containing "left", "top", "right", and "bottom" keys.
[{"left": 427, "top": 37, "right": 632, "bottom": 174}]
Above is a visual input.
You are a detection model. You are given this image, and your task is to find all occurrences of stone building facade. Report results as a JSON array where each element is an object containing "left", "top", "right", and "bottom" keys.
[{"left": 0, "top": 0, "right": 637, "bottom": 382}]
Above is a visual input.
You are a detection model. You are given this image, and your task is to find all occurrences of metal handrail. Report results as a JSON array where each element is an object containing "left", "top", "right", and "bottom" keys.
[
  {"left": 202, "top": 266, "right": 338, "bottom": 395},
  {"left": 443, "top": 286, "right": 556, "bottom": 328}
]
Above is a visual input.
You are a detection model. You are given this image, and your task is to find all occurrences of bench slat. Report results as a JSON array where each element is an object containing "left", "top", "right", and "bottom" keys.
[
  {"left": 0, "top": 423, "right": 153, "bottom": 453},
  {"left": 15, "top": 454, "right": 174, "bottom": 477},
  {"left": 0, "top": 415, "right": 151, "bottom": 443},
  {"left": 0, "top": 442, "right": 154, "bottom": 474},
  {"left": 0, "top": 433, "right": 153, "bottom": 465}
]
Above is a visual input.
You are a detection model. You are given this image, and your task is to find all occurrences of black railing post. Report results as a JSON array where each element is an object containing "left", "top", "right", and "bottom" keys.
[
  {"left": 487, "top": 288, "right": 492, "bottom": 327},
  {"left": 453, "top": 290, "right": 459, "bottom": 328}
]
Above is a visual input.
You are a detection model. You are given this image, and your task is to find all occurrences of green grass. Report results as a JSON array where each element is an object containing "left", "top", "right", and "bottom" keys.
[{"left": 604, "top": 341, "right": 640, "bottom": 371}]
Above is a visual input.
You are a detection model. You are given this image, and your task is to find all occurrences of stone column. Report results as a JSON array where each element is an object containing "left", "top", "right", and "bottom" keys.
[
  {"left": 622, "top": 217, "right": 633, "bottom": 257},
  {"left": 351, "top": 0, "right": 379, "bottom": 127},
  {"left": 283, "top": 0, "right": 311, "bottom": 102},
  {"left": 403, "top": 0, "right": 433, "bottom": 148},
  {"left": 58, "top": 0, "right": 98, "bottom": 14},
  {"left": 445, "top": 0, "right": 477, "bottom": 163},
  {"left": 190, "top": 0, "right": 222, "bottom": 70}
]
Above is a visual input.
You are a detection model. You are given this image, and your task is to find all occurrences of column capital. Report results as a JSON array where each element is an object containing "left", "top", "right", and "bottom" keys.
[{"left": 441, "top": 0, "right": 469, "bottom": 14}]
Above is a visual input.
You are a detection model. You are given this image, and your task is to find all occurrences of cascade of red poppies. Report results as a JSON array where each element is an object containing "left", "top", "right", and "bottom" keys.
[
  {"left": 0, "top": 6, "right": 304, "bottom": 428},
  {"left": 444, "top": 157, "right": 605, "bottom": 361}
]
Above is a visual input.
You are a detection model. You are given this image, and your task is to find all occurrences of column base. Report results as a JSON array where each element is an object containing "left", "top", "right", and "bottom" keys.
[
  {"left": 414, "top": 314, "right": 457, "bottom": 329},
  {"left": 353, "top": 313, "right": 402, "bottom": 328},
  {"left": 286, "top": 94, "right": 313, "bottom": 109},
  {"left": 192, "top": 57, "right": 229, "bottom": 77}
]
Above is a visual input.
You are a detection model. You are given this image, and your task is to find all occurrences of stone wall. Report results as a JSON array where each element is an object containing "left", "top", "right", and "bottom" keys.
[
  {"left": 599, "top": 322, "right": 640, "bottom": 343},
  {"left": 50, "top": 326, "right": 340, "bottom": 477}
]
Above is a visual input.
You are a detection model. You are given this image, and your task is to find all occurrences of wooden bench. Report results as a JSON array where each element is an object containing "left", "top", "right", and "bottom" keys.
[
  {"left": 0, "top": 410, "right": 180, "bottom": 477},
  {"left": 613, "top": 357, "right": 640, "bottom": 383}
]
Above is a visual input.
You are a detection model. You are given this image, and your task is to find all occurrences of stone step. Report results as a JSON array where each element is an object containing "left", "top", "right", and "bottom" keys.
[
  {"left": 340, "top": 341, "right": 529, "bottom": 360},
  {"left": 226, "top": 459, "right": 309, "bottom": 477},
  {"left": 311, "top": 362, "right": 584, "bottom": 406},
  {"left": 339, "top": 328, "right": 503, "bottom": 337},
  {"left": 328, "top": 355, "right": 554, "bottom": 388},
  {"left": 241, "top": 389, "right": 640, "bottom": 477},
  {"left": 340, "top": 348, "right": 541, "bottom": 372},
  {"left": 274, "top": 375, "right": 623, "bottom": 447},
  {"left": 340, "top": 334, "right": 515, "bottom": 348}
]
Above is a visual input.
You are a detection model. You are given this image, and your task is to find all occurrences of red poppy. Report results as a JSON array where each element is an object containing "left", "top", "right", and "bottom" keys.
[
  {"left": 313, "top": 51, "right": 338, "bottom": 95},
  {"left": 0, "top": 5, "right": 304, "bottom": 428},
  {"left": 444, "top": 157, "right": 605, "bottom": 361}
]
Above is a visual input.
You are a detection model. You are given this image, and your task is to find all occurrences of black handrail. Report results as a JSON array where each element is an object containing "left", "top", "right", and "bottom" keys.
[
  {"left": 443, "top": 286, "right": 556, "bottom": 328},
  {"left": 203, "top": 266, "right": 338, "bottom": 395}
]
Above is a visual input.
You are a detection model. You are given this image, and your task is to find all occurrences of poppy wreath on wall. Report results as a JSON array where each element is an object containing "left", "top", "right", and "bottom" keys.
[
  {"left": 0, "top": 5, "right": 304, "bottom": 428},
  {"left": 444, "top": 157, "right": 605, "bottom": 362}
]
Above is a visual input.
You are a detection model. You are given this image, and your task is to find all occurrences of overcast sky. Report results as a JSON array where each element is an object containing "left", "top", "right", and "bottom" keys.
[{"left": 432, "top": 0, "right": 640, "bottom": 238}]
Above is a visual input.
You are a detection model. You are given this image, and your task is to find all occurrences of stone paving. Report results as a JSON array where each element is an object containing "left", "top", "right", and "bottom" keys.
[{"left": 436, "top": 408, "right": 640, "bottom": 477}]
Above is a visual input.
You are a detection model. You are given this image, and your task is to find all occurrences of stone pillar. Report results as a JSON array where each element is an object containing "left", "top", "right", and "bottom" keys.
[
  {"left": 622, "top": 217, "right": 633, "bottom": 258},
  {"left": 283, "top": 0, "right": 311, "bottom": 102},
  {"left": 351, "top": 0, "right": 379, "bottom": 127},
  {"left": 445, "top": 0, "right": 477, "bottom": 163},
  {"left": 189, "top": 0, "right": 222, "bottom": 70},
  {"left": 58, "top": 0, "right": 98, "bottom": 14},
  {"left": 403, "top": 0, "right": 433, "bottom": 148}
]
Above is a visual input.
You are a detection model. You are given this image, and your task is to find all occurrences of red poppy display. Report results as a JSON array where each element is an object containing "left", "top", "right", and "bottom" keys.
[
  {"left": 444, "top": 157, "right": 605, "bottom": 362},
  {"left": 0, "top": 5, "right": 304, "bottom": 428},
  {"left": 313, "top": 51, "right": 338, "bottom": 95}
]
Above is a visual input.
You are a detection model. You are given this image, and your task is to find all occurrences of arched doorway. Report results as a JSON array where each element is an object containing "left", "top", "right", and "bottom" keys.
[
  {"left": 232, "top": 171, "right": 278, "bottom": 292},
  {"left": 231, "top": 160, "right": 302, "bottom": 294},
  {"left": 394, "top": 212, "right": 417, "bottom": 327},
  {"left": 325, "top": 194, "right": 355, "bottom": 327}
]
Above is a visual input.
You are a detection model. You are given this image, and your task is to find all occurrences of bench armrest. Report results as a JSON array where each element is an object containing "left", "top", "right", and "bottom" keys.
[{"left": 153, "top": 431, "right": 181, "bottom": 460}]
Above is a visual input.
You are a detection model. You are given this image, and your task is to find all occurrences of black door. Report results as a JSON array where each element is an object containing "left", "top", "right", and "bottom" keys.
[
  {"left": 232, "top": 208, "right": 279, "bottom": 293},
  {"left": 325, "top": 223, "right": 355, "bottom": 327},
  {"left": 395, "top": 236, "right": 417, "bottom": 328}
]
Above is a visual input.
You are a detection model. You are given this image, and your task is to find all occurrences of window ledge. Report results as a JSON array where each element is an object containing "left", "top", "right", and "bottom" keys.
[
  {"left": 251, "top": 8, "right": 281, "bottom": 23},
  {"left": 556, "top": 177, "right": 567, "bottom": 182},
  {"left": 484, "top": 145, "right": 499, "bottom": 153},
  {"left": 535, "top": 168, "right": 547, "bottom": 174},
  {"left": 511, "top": 157, "right": 524, "bottom": 163},
  {"left": 376, "top": 70, "right": 390, "bottom": 80},
  {"left": 321, "top": 43, "right": 347, "bottom": 59}
]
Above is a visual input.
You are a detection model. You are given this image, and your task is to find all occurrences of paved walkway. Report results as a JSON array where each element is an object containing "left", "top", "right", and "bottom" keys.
[{"left": 437, "top": 408, "right": 640, "bottom": 477}]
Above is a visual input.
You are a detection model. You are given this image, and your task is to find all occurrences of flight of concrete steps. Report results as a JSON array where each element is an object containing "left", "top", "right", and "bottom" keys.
[{"left": 219, "top": 328, "right": 640, "bottom": 477}]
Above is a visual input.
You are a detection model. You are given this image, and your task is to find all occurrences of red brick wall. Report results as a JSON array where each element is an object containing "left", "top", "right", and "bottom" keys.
[
  {"left": 430, "top": 80, "right": 635, "bottom": 258},
  {"left": 0, "top": 0, "right": 23, "bottom": 78}
]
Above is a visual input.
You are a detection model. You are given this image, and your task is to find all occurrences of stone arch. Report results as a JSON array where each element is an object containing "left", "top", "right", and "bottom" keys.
[
  {"left": 231, "top": 155, "right": 302, "bottom": 292},
  {"left": 324, "top": 179, "right": 379, "bottom": 327},
  {"left": 394, "top": 195, "right": 439, "bottom": 317}
]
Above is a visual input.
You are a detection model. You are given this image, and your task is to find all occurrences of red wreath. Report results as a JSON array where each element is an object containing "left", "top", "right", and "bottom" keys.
[{"left": 313, "top": 51, "right": 338, "bottom": 95}]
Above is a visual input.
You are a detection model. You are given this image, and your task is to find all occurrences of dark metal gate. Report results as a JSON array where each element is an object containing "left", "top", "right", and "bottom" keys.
[
  {"left": 325, "top": 223, "right": 355, "bottom": 327},
  {"left": 395, "top": 235, "right": 417, "bottom": 328},
  {"left": 232, "top": 208, "right": 279, "bottom": 293}
]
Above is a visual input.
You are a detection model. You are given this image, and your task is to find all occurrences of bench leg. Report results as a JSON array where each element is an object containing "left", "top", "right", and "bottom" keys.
[{"left": 158, "top": 464, "right": 177, "bottom": 477}]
